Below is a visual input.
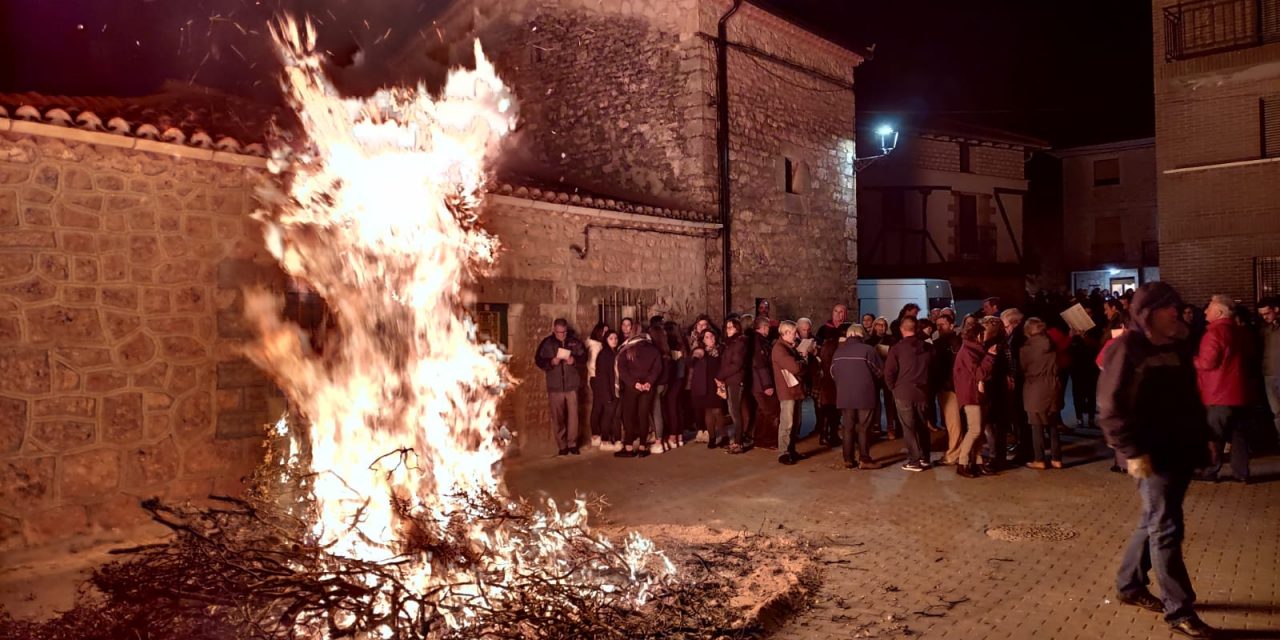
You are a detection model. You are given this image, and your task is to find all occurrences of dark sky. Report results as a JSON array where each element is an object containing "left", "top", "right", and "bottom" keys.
[{"left": 0, "top": 0, "right": 1152, "bottom": 147}]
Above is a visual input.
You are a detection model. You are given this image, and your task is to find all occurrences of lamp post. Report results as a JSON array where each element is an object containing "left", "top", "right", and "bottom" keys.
[{"left": 855, "top": 124, "right": 898, "bottom": 172}]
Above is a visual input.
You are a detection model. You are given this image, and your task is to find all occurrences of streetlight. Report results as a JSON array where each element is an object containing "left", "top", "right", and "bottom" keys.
[{"left": 856, "top": 123, "right": 898, "bottom": 172}]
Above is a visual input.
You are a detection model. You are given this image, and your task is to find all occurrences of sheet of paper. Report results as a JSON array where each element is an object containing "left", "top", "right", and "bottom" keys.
[
  {"left": 797, "top": 338, "right": 815, "bottom": 354},
  {"left": 780, "top": 368, "right": 800, "bottom": 388},
  {"left": 556, "top": 347, "right": 572, "bottom": 361},
  {"left": 1059, "top": 304, "right": 1097, "bottom": 332}
]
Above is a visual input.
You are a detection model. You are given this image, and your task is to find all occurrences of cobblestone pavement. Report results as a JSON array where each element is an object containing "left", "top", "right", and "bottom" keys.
[{"left": 506, "top": 428, "right": 1280, "bottom": 640}]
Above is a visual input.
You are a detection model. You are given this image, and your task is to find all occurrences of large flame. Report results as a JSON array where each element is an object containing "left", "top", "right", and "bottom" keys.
[{"left": 242, "top": 17, "right": 672, "bottom": 636}]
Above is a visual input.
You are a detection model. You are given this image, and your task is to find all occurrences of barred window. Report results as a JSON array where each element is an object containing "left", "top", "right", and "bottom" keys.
[
  {"left": 1256, "top": 256, "right": 1280, "bottom": 301},
  {"left": 1263, "top": 96, "right": 1280, "bottom": 158}
]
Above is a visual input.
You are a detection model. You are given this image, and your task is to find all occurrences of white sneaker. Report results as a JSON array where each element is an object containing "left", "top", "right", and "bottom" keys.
[
  {"left": 649, "top": 442, "right": 664, "bottom": 455},
  {"left": 694, "top": 431, "right": 708, "bottom": 443},
  {"left": 611, "top": 441, "right": 624, "bottom": 452},
  {"left": 591, "top": 435, "right": 603, "bottom": 448}
]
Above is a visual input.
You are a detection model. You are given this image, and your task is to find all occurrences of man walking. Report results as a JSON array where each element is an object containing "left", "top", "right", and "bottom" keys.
[
  {"left": 884, "top": 316, "right": 935, "bottom": 471},
  {"left": 831, "top": 325, "right": 883, "bottom": 469},
  {"left": 1194, "top": 295, "right": 1253, "bottom": 483},
  {"left": 1098, "top": 282, "right": 1215, "bottom": 639},
  {"left": 535, "top": 319, "right": 588, "bottom": 455}
]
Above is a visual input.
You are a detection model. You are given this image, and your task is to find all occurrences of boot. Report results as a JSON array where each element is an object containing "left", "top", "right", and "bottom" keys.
[{"left": 957, "top": 464, "right": 978, "bottom": 479}]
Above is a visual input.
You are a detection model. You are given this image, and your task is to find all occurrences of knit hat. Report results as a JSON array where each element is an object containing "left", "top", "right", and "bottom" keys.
[{"left": 1129, "top": 281, "right": 1183, "bottom": 331}]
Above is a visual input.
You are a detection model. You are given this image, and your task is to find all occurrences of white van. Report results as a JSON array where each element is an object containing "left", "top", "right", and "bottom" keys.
[{"left": 856, "top": 278, "right": 954, "bottom": 321}]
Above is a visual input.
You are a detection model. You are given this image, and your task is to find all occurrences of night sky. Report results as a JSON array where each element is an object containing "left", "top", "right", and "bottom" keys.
[{"left": 0, "top": 0, "right": 1152, "bottom": 147}]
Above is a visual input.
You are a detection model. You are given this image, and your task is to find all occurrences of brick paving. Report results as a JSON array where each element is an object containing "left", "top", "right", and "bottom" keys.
[{"left": 506, "top": 428, "right": 1280, "bottom": 639}]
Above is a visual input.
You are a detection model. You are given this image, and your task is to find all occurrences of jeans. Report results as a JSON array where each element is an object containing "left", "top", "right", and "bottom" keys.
[
  {"left": 1028, "top": 411, "right": 1061, "bottom": 462},
  {"left": 1204, "top": 405, "right": 1250, "bottom": 480},
  {"left": 725, "top": 382, "right": 745, "bottom": 444},
  {"left": 958, "top": 404, "right": 985, "bottom": 465},
  {"left": 547, "top": 390, "right": 579, "bottom": 450},
  {"left": 620, "top": 386, "right": 655, "bottom": 448},
  {"left": 894, "top": 398, "right": 930, "bottom": 463},
  {"left": 840, "top": 408, "right": 875, "bottom": 463},
  {"left": 1117, "top": 470, "right": 1197, "bottom": 623},
  {"left": 778, "top": 398, "right": 799, "bottom": 453},
  {"left": 938, "top": 391, "right": 962, "bottom": 463},
  {"left": 1265, "top": 376, "right": 1280, "bottom": 440}
]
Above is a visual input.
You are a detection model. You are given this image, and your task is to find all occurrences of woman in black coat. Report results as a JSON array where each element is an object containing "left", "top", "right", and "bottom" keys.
[
  {"left": 689, "top": 328, "right": 729, "bottom": 448},
  {"left": 591, "top": 330, "right": 622, "bottom": 447}
]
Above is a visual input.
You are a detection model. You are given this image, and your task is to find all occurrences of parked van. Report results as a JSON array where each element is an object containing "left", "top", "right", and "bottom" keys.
[{"left": 856, "top": 278, "right": 954, "bottom": 321}]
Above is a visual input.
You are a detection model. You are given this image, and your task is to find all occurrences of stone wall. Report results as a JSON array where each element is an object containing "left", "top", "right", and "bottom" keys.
[
  {"left": 0, "top": 134, "right": 276, "bottom": 550},
  {"left": 477, "top": 197, "right": 713, "bottom": 454}
]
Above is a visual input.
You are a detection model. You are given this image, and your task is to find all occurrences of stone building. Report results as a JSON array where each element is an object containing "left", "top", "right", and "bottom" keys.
[
  {"left": 1052, "top": 138, "right": 1159, "bottom": 295},
  {"left": 856, "top": 120, "right": 1046, "bottom": 306},
  {"left": 0, "top": 0, "right": 865, "bottom": 549},
  {"left": 1154, "top": 0, "right": 1280, "bottom": 303}
]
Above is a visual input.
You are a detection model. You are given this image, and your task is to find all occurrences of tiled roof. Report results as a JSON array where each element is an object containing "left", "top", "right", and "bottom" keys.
[
  {"left": 0, "top": 84, "right": 285, "bottom": 157},
  {"left": 490, "top": 174, "right": 717, "bottom": 224}
]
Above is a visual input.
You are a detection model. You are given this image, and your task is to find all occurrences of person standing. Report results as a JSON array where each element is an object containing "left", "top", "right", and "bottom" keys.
[
  {"left": 867, "top": 317, "right": 898, "bottom": 440},
  {"left": 830, "top": 325, "right": 882, "bottom": 469},
  {"left": 931, "top": 314, "right": 964, "bottom": 466},
  {"left": 535, "top": 319, "right": 587, "bottom": 455},
  {"left": 953, "top": 322, "right": 998, "bottom": 478},
  {"left": 586, "top": 322, "right": 610, "bottom": 448},
  {"left": 663, "top": 321, "right": 687, "bottom": 450},
  {"left": 884, "top": 316, "right": 935, "bottom": 472},
  {"left": 1099, "top": 282, "right": 1215, "bottom": 639},
  {"left": 688, "top": 328, "right": 728, "bottom": 448},
  {"left": 1001, "top": 308, "right": 1029, "bottom": 464},
  {"left": 590, "top": 330, "right": 621, "bottom": 449},
  {"left": 1261, "top": 298, "right": 1280, "bottom": 442},
  {"left": 1020, "top": 318, "right": 1063, "bottom": 469},
  {"left": 614, "top": 329, "right": 662, "bottom": 458},
  {"left": 1194, "top": 295, "right": 1253, "bottom": 483},
  {"left": 772, "top": 320, "right": 807, "bottom": 465},
  {"left": 750, "top": 315, "right": 781, "bottom": 449},
  {"left": 717, "top": 318, "right": 749, "bottom": 454}
]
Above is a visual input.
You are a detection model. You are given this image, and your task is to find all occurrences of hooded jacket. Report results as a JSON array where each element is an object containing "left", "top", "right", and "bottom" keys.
[
  {"left": 1097, "top": 282, "right": 1211, "bottom": 472},
  {"left": 615, "top": 334, "right": 663, "bottom": 395},
  {"left": 952, "top": 339, "right": 995, "bottom": 407},
  {"left": 1019, "top": 333, "right": 1059, "bottom": 414}
]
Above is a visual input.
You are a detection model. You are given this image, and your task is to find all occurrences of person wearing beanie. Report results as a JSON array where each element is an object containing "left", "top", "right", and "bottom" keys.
[{"left": 1097, "top": 282, "right": 1216, "bottom": 639}]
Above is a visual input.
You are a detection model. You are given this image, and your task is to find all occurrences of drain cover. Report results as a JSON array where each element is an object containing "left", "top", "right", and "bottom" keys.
[{"left": 985, "top": 524, "right": 1078, "bottom": 542}]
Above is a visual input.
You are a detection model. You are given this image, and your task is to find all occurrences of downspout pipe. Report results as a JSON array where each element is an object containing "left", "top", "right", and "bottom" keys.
[{"left": 716, "top": 0, "right": 743, "bottom": 318}]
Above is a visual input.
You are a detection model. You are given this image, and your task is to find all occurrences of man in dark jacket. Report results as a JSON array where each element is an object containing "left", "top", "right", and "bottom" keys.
[
  {"left": 1193, "top": 295, "right": 1253, "bottom": 483},
  {"left": 884, "top": 317, "right": 934, "bottom": 472},
  {"left": 1001, "top": 308, "right": 1030, "bottom": 464},
  {"left": 931, "top": 315, "right": 963, "bottom": 466},
  {"left": 535, "top": 319, "right": 587, "bottom": 455},
  {"left": 1261, "top": 298, "right": 1280, "bottom": 441},
  {"left": 1098, "top": 282, "right": 1215, "bottom": 639},
  {"left": 830, "top": 325, "right": 882, "bottom": 468},
  {"left": 750, "top": 315, "right": 780, "bottom": 449}
]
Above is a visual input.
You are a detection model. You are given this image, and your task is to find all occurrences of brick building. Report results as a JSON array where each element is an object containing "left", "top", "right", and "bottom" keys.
[
  {"left": 1053, "top": 138, "right": 1159, "bottom": 294},
  {"left": 1155, "top": 0, "right": 1280, "bottom": 303},
  {"left": 0, "top": 0, "right": 866, "bottom": 548},
  {"left": 857, "top": 121, "right": 1046, "bottom": 306}
]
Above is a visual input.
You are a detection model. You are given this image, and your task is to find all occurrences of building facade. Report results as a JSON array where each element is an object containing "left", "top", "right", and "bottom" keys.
[
  {"left": 856, "top": 122, "right": 1045, "bottom": 306},
  {"left": 1155, "top": 0, "right": 1280, "bottom": 303},
  {"left": 1054, "top": 138, "right": 1159, "bottom": 294}
]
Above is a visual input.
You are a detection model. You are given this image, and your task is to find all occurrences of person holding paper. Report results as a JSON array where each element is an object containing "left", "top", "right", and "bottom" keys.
[
  {"left": 771, "top": 320, "right": 807, "bottom": 465},
  {"left": 534, "top": 318, "right": 587, "bottom": 456}
]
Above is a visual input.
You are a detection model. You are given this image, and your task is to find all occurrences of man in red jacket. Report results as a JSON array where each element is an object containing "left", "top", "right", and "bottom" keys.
[{"left": 1193, "top": 295, "right": 1253, "bottom": 483}]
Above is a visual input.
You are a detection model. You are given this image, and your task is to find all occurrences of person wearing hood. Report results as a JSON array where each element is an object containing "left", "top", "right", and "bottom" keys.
[
  {"left": 614, "top": 329, "right": 663, "bottom": 458},
  {"left": 1020, "top": 318, "right": 1062, "bottom": 469},
  {"left": 1098, "top": 282, "right": 1216, "bottom": 639},
  {"left": 535, "top": 318, "right": 587, "bottom": 455},
  {"left": 829, "top": 324, "right": 882, "bottom": 469}
]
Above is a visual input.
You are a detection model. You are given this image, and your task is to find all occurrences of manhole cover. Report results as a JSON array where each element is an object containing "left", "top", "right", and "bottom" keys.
[{"left": 985, "top": 524, "right": 1078, "bottom": 542}]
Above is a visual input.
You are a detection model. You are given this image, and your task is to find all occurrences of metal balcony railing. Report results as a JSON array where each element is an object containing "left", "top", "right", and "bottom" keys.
[{"left": 1164, "top": 0, "right": 1280, "bottom": 61}]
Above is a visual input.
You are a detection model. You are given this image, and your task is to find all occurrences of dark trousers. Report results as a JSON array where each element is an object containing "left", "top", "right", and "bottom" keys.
[
  {"left": 840, "top": 408, "right": 875, "bottom": 463},
  {"left": 894, "top": 398, "right": 931, "bottom": 463},
  {"left": 817, "top": 403, "right": 841, "bottom": 442},
  {"left": 1071, "top": 364, "right": 1098, "bottom": 421},
  {"left": 699, "top": 407, "right": 725, "bottom": 440},
  {"left": 662, "top": 382, "right": 684, "bottom": 440},
  {"left": 1029, "top": 411, "right": 1061, "bottom": 462},
  {"left": 752, "top": 391, "right": 781, "bottom": 449},
  {"left": 620, "top": 387, "right": 655, "bottom": 448},
  {"left": 1205, "top": 405, "right": 1250, "bottom": 480},
  {"left": 589, "top": 379, "right": 619, "bottom": 442},
  {"left": 1117, "top": 470, "right": 1197, "bottom": 623},
  {"left": 547, "top": 390, "right": 579, "bottom": 450}
]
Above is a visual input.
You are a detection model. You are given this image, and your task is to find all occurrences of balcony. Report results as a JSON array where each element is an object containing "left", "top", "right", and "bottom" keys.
[{"left": 1164, "top": 0, "right": 1280, "bottom": 61}]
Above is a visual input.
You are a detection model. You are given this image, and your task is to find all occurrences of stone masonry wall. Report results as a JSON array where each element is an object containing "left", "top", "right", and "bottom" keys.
[
  {"left": 478, "top": 198, "right": 711, "bottom": 454},
  {"left": 0, "top": 134, "right": 276, "bottom": 550}
]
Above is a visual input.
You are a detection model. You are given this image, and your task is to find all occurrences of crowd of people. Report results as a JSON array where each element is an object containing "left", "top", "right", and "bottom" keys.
[
  {"left": 534, "top": 289, "right": 1279, "bottom": 479},
  {"left": 533, "top": 282, "right": 1278, "bottom": 638}
]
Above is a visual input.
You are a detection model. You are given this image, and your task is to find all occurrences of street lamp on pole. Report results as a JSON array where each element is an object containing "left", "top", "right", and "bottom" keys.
[{"left": 856, "top": 124, "right": 898, "bottom": 172}]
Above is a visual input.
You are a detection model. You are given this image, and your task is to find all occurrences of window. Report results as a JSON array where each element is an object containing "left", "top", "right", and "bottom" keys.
[
  {"left": 1257, "top": 256, "right": 1280, "bottom": 301},
  {"left": 959, "top": 143, "right": 971, "bottom": 173},
  {"left": 284, "top": 278, "right": 332, "bottom": 354},
  {"left": 1262, "top": 96, "right": 1280, "bottom": 158},
  {"left": 475, "top": 302, "right": 509, "bottom": 349},
  {"left": 956, "top": 194, "right": 979, "bottom": 257},
  {"left": 784, "top": 158, "right": 797, "bottom": 194},
  {"left": 1093, "top": 158, "right": 1121, "bottom": 186}
]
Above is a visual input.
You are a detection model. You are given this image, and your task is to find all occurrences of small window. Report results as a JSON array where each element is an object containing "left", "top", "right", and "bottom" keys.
[
  {"left": 1093, "top": 158, "right": 1120, "bottom": 186},
  {"left": 1262, "top": 96, "right": 1280, "bottom": 158},
  {"left": 783, "top": 157, "right": 808, "bottom": 195},
  {"left": 785, "top": 158, "right": 798, "bottom": 194},
  {"left": 959, "top": 143, "right": 971, "bottom": 173}
]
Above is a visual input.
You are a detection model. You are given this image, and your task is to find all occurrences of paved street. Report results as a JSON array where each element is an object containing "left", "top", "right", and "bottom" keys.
[{"left": 506, "top": 428, "right": 1280, "bottom": 639}]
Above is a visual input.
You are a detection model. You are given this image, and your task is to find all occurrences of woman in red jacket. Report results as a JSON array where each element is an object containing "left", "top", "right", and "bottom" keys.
[{"left": 952, "top": 322, "right": 998, "bottom": 478}]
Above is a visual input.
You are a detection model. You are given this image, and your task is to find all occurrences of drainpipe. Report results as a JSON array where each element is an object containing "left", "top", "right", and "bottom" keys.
[{"left": 716, "top": 0, "right": 743, "bottom": 317}]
